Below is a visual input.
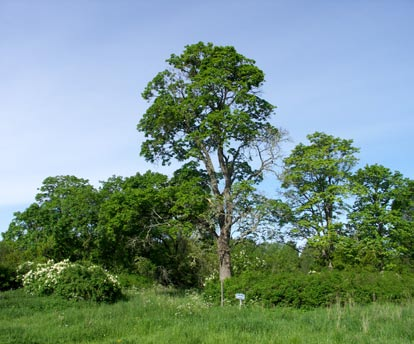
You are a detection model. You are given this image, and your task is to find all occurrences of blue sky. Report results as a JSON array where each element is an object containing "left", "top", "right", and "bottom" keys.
[{"left": 1, "top": 0, "right": 413, "bottom": 235}]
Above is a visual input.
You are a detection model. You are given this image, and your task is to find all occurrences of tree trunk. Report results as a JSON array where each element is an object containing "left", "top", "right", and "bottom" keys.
[{"left": 218, "top": 226, "right": 231, "bottom": 281}]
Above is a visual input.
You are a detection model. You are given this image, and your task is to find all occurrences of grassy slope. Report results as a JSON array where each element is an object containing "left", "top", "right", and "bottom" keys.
[{"left": 1, "top": 288, "right": 414, "bottom": 344}]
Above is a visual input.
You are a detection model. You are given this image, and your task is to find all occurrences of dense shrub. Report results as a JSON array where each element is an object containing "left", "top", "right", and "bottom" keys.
[
  {"left": 17, "top": 260, "right": 122, "bottom": 302},
  {"left": 0, "top": 241, "right": 26, "bottom": 291},
  {"left": 203, "top": 270, "right": 414, "bottom": 308},
  {"left": 0, "top": 264, "right": 19, "bottom": 291}
]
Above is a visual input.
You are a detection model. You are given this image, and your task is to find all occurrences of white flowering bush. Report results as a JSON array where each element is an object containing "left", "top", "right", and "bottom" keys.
[{"left": 17, "top": 260, "right": 122, "bottom": 302}]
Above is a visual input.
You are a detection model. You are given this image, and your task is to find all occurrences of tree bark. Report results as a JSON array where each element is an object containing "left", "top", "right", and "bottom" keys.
[{"left": 218, "top": 228, "right": 231, "bottom": 281}]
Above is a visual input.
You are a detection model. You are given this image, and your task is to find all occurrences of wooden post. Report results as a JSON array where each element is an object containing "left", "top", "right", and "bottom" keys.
[{"left": 220, "top": 279, "right": 224, "bottom": 307}]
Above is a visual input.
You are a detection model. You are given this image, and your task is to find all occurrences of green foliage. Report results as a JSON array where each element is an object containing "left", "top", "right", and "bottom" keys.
[
  {"left": 282, "top": 132, "right": 360, "bottom": 267},
  {"left": 231, "top": 240, "right": 267, "bottom": 276},
  {"left": 346, "top": 165, "right": 414, "bottom": 269},
  {"left": 96, "top": 171, "right": 171, "bottom": 269},
  {"left": 260, "top": 242, "right": 301, "bottom": 273},
  {"left": 0, "top": 265, "right": 18, "bottom": 291},
  {"left": 149, "top": 235, "right": 217, "bottom": 288},
  {"left": 116, "top": 271, "right": 154, "bottom": 289},
  {"left": 97, "top": 170, "right": 213, "bottom": 287},
  {"left": 204, "top": 270, "right": 414, "bottom": 308},
  {"left": 18, "top": 260, "right": 122, "bottom": 302},
  {"left": 54, "top": 264, "right": 122, "bottom": 303},
  {"left": 0, "top": 241, "right": 26, "bottom": 291},
  {"left": 393, "top": 179, "right": 414, "bottom": 222},
  {"left": 138, "top": 42, "right": 277, "bottom": 167},
  {"left": 231, "top": 240, "right": 300, "bottom": 276},
  {"left": 3, "top": 176, "right": 100, "bottom": 261}
]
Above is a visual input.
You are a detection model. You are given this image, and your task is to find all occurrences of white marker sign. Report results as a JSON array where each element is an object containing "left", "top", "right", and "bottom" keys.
[{"left": 235, "top": 293, "right": 245, "bottom": 301}]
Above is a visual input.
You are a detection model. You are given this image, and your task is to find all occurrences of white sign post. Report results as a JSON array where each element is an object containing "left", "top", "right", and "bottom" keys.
[{"left": 235, "top": 293, "right": 245, "bottom": 308}]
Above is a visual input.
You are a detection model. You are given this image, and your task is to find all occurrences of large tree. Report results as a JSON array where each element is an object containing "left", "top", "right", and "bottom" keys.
[
  {"left": 281, "top": 132, "right": 359, "bottom": 268},
  {"left": 137, "top": 42, "right": 284, "bottom": 280}
]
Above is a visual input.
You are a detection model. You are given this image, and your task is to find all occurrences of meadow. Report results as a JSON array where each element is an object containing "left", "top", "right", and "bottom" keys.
[{"left": 1, "top": 288, "right": 414, "bottom": 344}]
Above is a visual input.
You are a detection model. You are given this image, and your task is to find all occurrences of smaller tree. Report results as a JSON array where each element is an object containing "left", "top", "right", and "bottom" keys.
[
  {"left": 4, "top": 176, "right": 100, "bottom": 261},
  {"left": 97, "top": 172, "right": 171, "bottom": 269},
  {"left": 348, "top": 165, "right": 413, "bottom": 269},
  {"left": 281, "top": 132, "right": 359, "bottom": 268},
  {"left": 97, "top": 169, "right": 212, "bottom": 287}
]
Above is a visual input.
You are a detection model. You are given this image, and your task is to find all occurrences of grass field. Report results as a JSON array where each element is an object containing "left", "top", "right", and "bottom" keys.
[{"left": 1, "top": 288, "right": 414, "bottom": 344}]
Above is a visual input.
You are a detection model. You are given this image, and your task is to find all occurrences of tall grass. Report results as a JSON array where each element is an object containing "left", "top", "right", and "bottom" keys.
[{"left": 1, "top": 288, "right": 414, "bottom": 343}]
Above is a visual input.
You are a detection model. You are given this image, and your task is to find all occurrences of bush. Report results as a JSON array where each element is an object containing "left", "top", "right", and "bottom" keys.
[
  {"left": 18, "top": 260, "right": 122, "bottom": 302},
  {"left": 0, "top": 264, "right": 19, "bottom": 291},
  {"left": 0, "top": 241, "right": 26, "bottom": 291},
  {"left": 203, "top": 270, "right": 414, "bottom": 308}
]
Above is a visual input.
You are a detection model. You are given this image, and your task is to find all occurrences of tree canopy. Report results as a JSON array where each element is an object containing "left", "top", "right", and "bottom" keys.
[
  {"left": 4, "top": 176, "right": 100, "bottom": 261},
  {"left": 281, "top": 132, "right": 360, "bottom": 267},
  {"left": 346, "top": 165, "right": 414, "bottom": 269}
]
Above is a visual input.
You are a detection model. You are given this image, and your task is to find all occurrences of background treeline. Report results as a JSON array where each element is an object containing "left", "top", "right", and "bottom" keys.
[{"left": 1, "top": 130, "right": 414, "bottom": 307}]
